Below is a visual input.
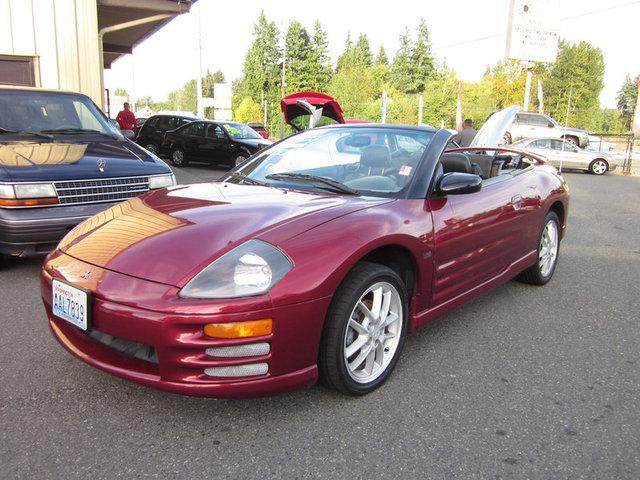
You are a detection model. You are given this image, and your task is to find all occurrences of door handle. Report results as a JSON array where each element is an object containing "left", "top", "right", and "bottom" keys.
[{"left": 511, "top": 195, "right": 524, "bottom": 210}]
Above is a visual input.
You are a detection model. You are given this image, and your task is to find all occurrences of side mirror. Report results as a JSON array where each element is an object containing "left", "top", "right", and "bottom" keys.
[
  {"left": 548, "top": 122, "right": 554, "bottom": 128},
  {"left": 435, "top": 172, "right": 482, "bottom": 196}
]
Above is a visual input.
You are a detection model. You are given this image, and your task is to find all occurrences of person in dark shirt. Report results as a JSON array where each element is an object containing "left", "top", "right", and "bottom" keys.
[
  {"left": 115, "top": 102, "right": 138, "bottom": 132},
  {"left": 452, "top": 118, "right": 477, "bottom": 147}
]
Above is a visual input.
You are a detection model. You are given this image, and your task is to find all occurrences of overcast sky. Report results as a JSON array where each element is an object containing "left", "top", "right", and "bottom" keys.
[{"left": 105, "top": 0, "right": 639, "bottom": 109}]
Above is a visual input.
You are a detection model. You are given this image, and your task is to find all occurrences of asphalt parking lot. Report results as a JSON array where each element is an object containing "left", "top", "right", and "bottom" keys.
[{"left": 1, "top": 166, "right": 639, "bottom": 479}]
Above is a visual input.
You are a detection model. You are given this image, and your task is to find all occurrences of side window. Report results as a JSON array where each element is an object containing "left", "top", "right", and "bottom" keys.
[
  {"left": 156, "top": 116, "right": 172, "bottom": 130},
  {"left": 516, "top": 113, "right": 534, "bottom": 125},
  {"left": 206, "top": 124, "right": 225, "bottom": 139},
  {"left": 144, "top": 116, "right": 159, "bottom": 129},
  {"left": 184, "top": 122, "right": 205, "bottom": 137},
  {"left": 179, "top": 118, "right": 192, "bottom": 127},
  {"left": 396, "top": 135, "right": 426, "bottom": 154},
  {"left": 531, "top": 139, "right": 551, "bottom": 149},
  {"left": 532, "top": 114, "right": 550, "bottom": 126}
]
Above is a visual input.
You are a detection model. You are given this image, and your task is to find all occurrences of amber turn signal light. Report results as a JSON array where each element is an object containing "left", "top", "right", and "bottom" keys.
[
  {"left": 204, "top": 319, "right": 272, "bottom": 339},
  {"left": 0, "top": 197, "right": 58, "bottom": 207}
]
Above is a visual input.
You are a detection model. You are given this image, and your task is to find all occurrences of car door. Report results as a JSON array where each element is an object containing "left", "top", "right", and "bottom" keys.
[
  {"left": 199, "top": 123, "right": 228, "bottom": 164},
  {"left": 550, "top": 139, "right": 584, "bottom": 169},
  {"left": 429, "top": 160, "right": 540, "bottom": 306},
  {"left": 180, "top": 122, "right": 205, "bottom": 158}
]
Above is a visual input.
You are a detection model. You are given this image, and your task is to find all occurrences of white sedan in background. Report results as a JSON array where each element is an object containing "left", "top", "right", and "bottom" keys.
[{"left": 513, "top": 137, "right": 618, "bottom": 175}]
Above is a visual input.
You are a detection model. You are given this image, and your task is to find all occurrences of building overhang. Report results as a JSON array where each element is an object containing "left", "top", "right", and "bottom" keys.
[{"left": 97, "top": 0, "right": 196, "bottom": 68}]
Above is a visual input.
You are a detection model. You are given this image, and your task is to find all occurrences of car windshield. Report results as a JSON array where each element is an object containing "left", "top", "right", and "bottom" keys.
[
  {"left": 222, "top": 122, "right": 262, "bottom": 140},
  {"left": 226, "top": 127, "right": 434, "bottom": 198},
  {"left": 0, "top": 90, "right": 117, "bottom": 136}
]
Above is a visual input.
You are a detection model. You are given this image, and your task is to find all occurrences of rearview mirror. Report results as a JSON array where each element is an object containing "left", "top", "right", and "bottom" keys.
[{"left": 435, "top": 172, "right": 482, "bottom": 196}]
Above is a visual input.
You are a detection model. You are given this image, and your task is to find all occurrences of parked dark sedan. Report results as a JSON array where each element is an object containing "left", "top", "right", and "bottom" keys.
[
  {"left": 162, "top": 120, "right": 272, "bottom": 168},
  {"left": 0, "top": 87, "right": 175, "bottom": 264},
  {"left": 135, "top": 113, "right": 199, "bottom": 155}
]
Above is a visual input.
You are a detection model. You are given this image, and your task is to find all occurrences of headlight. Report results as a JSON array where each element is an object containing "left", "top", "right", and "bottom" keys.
[
  {"left": 149, "top": 174, "right": 176, "bottom": 190},
  {"left": 0, "top": 182, "right": 58, "bottom": 207},
  {"left": 179, "top": 239, "right": 293, "bottom": 299},
  {"left": 14, "top": 183, "right": 57, "bottom": 198}
]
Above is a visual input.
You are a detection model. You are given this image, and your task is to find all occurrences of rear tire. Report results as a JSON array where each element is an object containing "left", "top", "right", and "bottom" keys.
[
  {"left": 319, "top": 262, "right": 408, "bottom": 395},
  {"left": 563, "top": 136, "right": 579, "bottom": 147},
  {"left": 503, "top": 132, "right": 512, "bottom": 145},
  {"left": 517, "top": 211, "right": 560, "bottom": 285},
  {"left": 589, "top": 159, "right": 608, "bottom": 175},
  {"left": 171, "top": 147, "right": 189, "bottom": 167},
  {"left": 144, "top": 143, "right": 158, "bottom": 155}
]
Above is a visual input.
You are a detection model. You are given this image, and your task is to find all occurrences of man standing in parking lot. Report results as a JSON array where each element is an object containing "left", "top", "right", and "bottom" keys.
[
  {"left": 116, "top": 102, "right": 138, "bottom": 133},
  {"left": 453, "top": 119, "right": 477, "bottom": 147}
]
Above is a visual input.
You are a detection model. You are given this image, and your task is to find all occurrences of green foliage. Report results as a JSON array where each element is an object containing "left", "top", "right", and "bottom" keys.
[
  {"left": 390, "top": 20, "right": 436, "bottom": 94},
  {"left": 114, "top": 87, "right": 128, "bottom": 97},
  {"left": 544, "top": 40, "right": 605, "bottom": 131},
  {"left": 375, "top": 46, "right": 388, "bottom": 66},
  {"left": 309, "top": 20, "right": 333, "bottom": 92},
  {"left": 285, "top": 21, "right": 313, "bottom": 94},
  {"left": 234, "top": 97, "right": 264, "bottom": 123},
  {"left": 616, "top": 74, "right": 638, "bottom": 130}
]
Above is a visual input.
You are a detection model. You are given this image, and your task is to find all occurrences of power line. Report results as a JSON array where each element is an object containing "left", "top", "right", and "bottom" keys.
[{"left": 432, "top": 1, "right": 640, "bottom": 51}]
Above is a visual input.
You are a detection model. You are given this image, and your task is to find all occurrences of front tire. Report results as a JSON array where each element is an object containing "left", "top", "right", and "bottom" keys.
[
  {"left": 319, "top": 262, "right": 408, "bottom": 395},
  {"left": 171, "top": 147, "right": 189, "bottom": 167},
  {"left": 563, "top": 136, "right": 579, "bottom": 147},
  {"left": 232, "top": 152, "right": 248, "bottom": 168},
  {"left": 502, "top": 132, "right": 512, "bottom": 145},
  {"left": 517, "top": 211, "right": 560, "bottom": 285},
  {"left": 589, "top": 159, "right": 608, "bottom": 175}
]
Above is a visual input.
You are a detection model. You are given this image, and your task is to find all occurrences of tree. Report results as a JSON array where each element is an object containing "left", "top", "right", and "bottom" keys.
[
  {"left": 353, "top": 34, "right": 373, "bottom": 67},
  {"left": 375, "top": 46, "right": 389, "bottom": 66},
  {"left": 114, "top": 87, "right": 128, "bottom": 97},
  {"left": 284, "top": 21, "right": 313, "bottom": 93},
  {"left": 236, "top": 12, "right": 281, "bottom": 136},
  {"left": 336, "top": 33, "right": 354, "bottom": 72},
  {"left": 239, "top": 12, "right": 281, "bottom": 102},
  {"left": 616, "top": 74, "right": 638, "bottom": 130},
  {"left": 410, "top": 19, "right": 435, "bottom": 93},
  {"left": 544, "top": 40, "right": 605, "bottom": 131},
  {"left": 390, "top": 28, "right": 413, "bottom": 93},
  {"left": 309, "top": 20, "right": 332, "bottom": 91},
  {"left": 234, "top": 97, "right": 263, "bottom": 123}
]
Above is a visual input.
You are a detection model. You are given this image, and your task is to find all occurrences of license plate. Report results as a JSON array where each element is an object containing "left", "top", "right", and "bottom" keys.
[{"left": 52, "top": 279, "right": 91, "bottom": 331}]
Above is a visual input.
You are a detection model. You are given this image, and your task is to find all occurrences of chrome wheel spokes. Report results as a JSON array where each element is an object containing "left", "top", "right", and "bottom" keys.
[
  {"left": 344, "top": 282, "right": 402, "bottom": 383},
  {"left": 592, "top": 160, "right": 607, "bottom": 175},
  {"left": 538, "top": 220, "right": 559, "bottom": 277}
]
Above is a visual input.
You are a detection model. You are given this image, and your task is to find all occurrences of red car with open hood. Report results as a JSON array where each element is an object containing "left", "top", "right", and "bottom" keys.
[{"left": 41, "top": 106, "right": 569, "bottom": 398}]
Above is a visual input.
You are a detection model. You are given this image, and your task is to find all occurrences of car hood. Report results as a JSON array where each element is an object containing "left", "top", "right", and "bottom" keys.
[
  {"left": 469, "top": 105, "right": 521, "bottom": 148},
  {"left": 58, "top": 182, "right": 392, "bottom": 287},
  {"left": 281, "top": 92, "right": 345, "bottom": 130},
  {"left": 0, "top": 139, "right": 169, "bottom": 182}
]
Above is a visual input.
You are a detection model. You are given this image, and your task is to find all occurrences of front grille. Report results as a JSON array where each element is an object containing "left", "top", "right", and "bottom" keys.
[{"left": 54, "top": 176, "right": 150, "bottom": 206}]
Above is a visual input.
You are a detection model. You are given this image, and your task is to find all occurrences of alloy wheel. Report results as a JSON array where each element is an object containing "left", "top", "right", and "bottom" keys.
[
  {"left": 343, "top": 282, "right": 403, "bottom": 384},
  {"left": 591, "top": 160, "right": 607, "bottom": 175},
  {"left": 172, "top": 149, "right": 184, "bottom": 166},
  {"left": 234, "top": 154, "right": 247, "bottom": 167},
  {"left": 145, "top": 143, "right": 157, "bottom": 154},
  {"left": 539, "top": 219, "right": 559, "bottom": 277}
]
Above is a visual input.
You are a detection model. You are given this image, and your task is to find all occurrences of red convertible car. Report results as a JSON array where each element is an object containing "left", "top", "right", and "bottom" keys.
[{"left": 41, "top": 107, "right": 568, "bottom": 397}]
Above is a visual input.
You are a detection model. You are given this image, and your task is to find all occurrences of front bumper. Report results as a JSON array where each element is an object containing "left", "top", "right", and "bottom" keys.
[
  {"left": 0, "top": 202, "right": 119, "bottom": 257},
  {"left": 41, "top": 253, "right": 330, "bottom": 398}
]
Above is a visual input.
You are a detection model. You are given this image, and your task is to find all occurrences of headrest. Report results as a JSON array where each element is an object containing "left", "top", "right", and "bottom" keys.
[
  {"left": 441, "top": 153, "right": 472, "bottom": 174},
  {"left": 360, "top": 145, "right": 390, "bottom": 168}
]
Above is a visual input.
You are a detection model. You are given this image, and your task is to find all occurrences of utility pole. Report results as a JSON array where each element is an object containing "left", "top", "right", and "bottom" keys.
[
  {"left": 523, "top": 61, "right": 534, "bottom": 112},
  {"left": 279, "top": 39, "right": 287, "bottom": 139},
  {"left": 196, "top": 4, "right": 203, "bottom": 118}
]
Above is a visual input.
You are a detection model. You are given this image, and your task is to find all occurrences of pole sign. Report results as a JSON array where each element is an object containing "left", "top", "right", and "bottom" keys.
[{"left": 505, "top": 0, "right": 559, "bottom": 63}]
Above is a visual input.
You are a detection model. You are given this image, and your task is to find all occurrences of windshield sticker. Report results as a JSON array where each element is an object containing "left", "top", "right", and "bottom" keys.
[{"left": 399, "top": 165, "right": 412, "bottom": 176}]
